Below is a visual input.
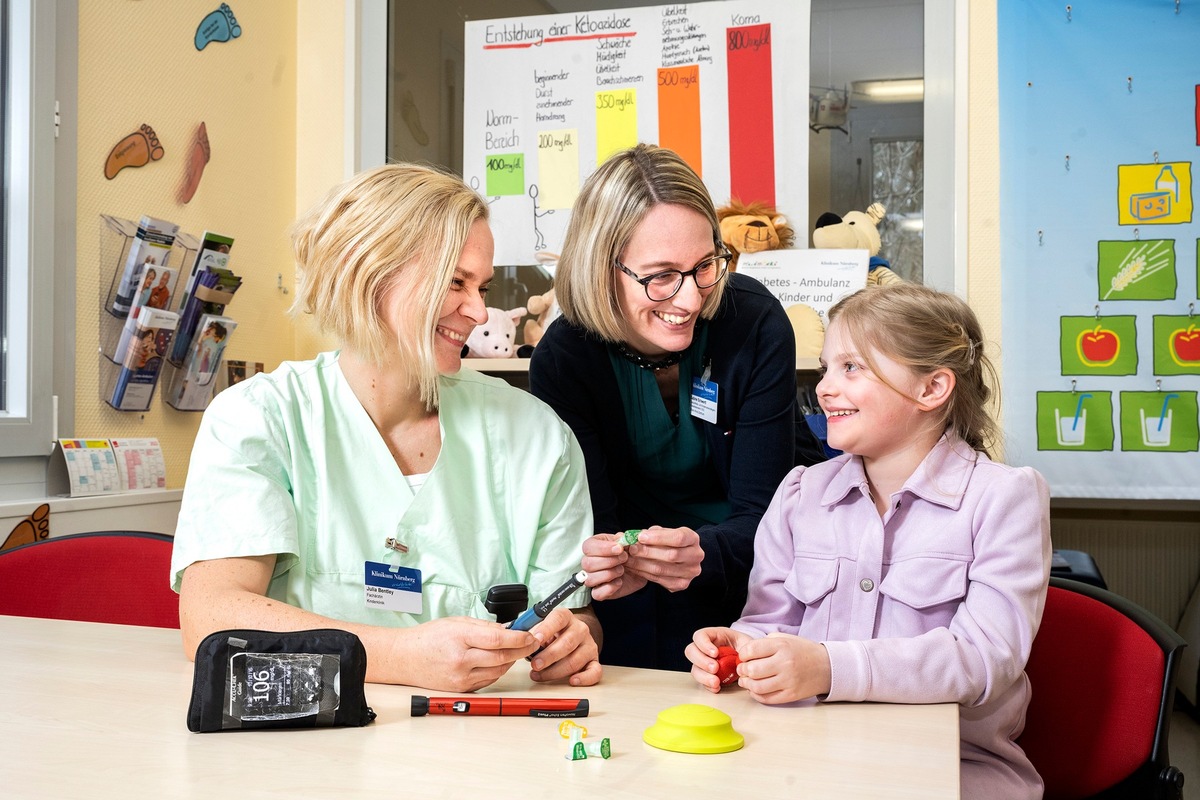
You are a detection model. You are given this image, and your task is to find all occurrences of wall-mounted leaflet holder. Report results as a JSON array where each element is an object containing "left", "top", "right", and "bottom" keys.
[{"left": 98, "top": 215, "right": 197, "bottom": 412}]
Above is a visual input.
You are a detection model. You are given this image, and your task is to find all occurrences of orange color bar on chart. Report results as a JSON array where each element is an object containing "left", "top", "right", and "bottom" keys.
[
  {"left": 658, "top": 65, "right": 702, "bottom": 177},
  {"left": 726, "top": 23, "right": 775, "bottom": 206}
]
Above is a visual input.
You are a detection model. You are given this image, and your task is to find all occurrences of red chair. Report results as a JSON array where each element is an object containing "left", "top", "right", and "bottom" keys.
[
  {"left": 0, "top": 531, "right": 179, "bottom": 628},
  {"left": 1018, "top": 577, "right": 1186, "bottom": 799}
]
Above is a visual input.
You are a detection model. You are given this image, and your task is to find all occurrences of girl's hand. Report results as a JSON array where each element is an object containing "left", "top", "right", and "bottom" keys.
[
  {"left": 621, "top": 525, "right": 704, "bottom": 592},
  {"left": 526, "top": 607, "right": 602, "bottom": 687},
  {"left": 685, "top": 627, "right": 751, "bottom": 693},
  {"left": 581, "top": 533, "right": 646, "bottom": 600},
  {"left": 736, "top": 633, "right": 832, "bottom": 704}
]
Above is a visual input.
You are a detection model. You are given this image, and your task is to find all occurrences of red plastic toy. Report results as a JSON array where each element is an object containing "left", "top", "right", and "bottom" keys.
[{"left": 715, "top": 646, "right": 741, "bottom": 687}]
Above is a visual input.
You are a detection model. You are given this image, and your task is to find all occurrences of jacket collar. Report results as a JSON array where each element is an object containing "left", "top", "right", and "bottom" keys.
[{"left": 820, "top": 433, "right": 980, "bottom": 511}]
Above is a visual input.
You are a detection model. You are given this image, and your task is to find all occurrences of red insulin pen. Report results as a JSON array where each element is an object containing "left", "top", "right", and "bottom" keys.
[{"left": 411, "top": 696, "right": 589, "bottom": 718}]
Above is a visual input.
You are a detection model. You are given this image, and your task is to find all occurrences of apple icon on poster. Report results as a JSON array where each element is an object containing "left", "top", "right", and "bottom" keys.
[
  {"left": 1077, "top": 324, "right": 1120, "bottom": 366},
  {"left": 1170, "top": 324, "right": 1200, "bottom": 366}
]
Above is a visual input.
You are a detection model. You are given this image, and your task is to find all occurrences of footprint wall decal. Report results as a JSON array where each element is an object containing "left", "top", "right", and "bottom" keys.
[
  {"left": 179, "top": 122, "right": 211, "bottom": 204},
  {"left": 195, "top": 3, "right": 241, "bottom": 51},
  {"left": 104, "top": 124, "right": 164, "bottom": 180},
  {"left": 2, "top": 503, "right": 49, "bottom": 552}
]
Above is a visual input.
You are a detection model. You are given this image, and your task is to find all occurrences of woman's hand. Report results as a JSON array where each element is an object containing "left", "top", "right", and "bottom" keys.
[
  {"left": 622, "top": 525, "right": 704, "bottom": 591},
  {"left": 527, "top": 607, "right": 602, "bottom": 687},
  {"left": 686, "top": 627, "right": 751, "bottom": 693},
  {"left": 581, "top": 533, "right": 644, "bottom": 600},
  {"left": 395, "top": 617, "right": 542, "bottom": 693},
  {"left": 180, "top": 558, "right": 541, "bottom": 692},
  {"left": 736, "top": 632, "right": 832, "bottom": 704},
  {"left": 581, "top": 526, "right": 704, "bottom": 600}
]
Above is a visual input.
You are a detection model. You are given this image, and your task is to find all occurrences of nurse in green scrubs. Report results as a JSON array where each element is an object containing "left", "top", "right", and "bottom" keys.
[{"left": 172, "top": 164, "right": 601, "bottom": 693}]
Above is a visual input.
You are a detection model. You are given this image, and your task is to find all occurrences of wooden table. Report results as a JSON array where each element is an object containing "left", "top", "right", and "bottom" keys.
[{"left": 0, "top": 615, "right": 959, "bottom": 798}]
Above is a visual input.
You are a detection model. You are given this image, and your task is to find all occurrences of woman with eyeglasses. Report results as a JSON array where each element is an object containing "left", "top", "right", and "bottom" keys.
[{"left": 529, "top": 144, "right": 826, "bottom": 671}]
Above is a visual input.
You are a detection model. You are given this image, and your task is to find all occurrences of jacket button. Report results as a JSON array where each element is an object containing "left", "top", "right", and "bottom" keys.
[{"left": 859, "top": 578, "right": 875, "bottom": 592}]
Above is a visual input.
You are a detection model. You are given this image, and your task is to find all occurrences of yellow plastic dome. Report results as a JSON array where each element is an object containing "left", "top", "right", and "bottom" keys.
[{"left": 642, "top": 703, "right": 744, "bottom": 754}]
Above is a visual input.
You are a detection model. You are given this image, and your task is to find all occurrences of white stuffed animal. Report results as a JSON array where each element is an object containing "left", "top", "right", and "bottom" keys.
[{"left": 464, "top": 306, "right": 527, "bottom": 358}]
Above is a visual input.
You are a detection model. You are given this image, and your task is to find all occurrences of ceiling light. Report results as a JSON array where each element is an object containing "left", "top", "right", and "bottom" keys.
[{"left": 851, "top": 78, "right": 924, "bottom": 103}]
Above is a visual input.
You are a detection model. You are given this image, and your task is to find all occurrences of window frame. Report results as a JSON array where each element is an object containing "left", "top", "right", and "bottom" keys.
[{"left": 1, "top": 0, "right": 57, "bottom": 460}]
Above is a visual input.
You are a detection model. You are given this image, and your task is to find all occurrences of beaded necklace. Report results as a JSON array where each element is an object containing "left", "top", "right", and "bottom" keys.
[{"left": 615, "top": 342, "right": 685, "bottom": 371}]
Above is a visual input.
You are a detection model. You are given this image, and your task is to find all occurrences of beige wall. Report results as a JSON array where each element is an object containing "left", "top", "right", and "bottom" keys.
[
  {"left": 293, "top": 1, "right": 349, "bottom": 360},
  {"left": 968, "top": 2, "right": 1002, "bottom": 406},
  {"left": 74, "top": 1, "right": 346, "bottom": 488}
]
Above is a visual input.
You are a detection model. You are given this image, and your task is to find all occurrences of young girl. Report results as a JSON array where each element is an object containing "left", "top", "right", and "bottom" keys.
[{"left": 687, "top": 283, "right": 1051, "bottom": 799}]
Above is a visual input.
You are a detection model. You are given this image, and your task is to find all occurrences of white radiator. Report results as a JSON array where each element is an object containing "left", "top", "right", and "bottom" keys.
[{"left": 1049, "top": 509, "right": 1200, "bottom": 631}]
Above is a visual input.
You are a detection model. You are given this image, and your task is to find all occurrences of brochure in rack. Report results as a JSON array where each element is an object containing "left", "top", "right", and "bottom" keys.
[
  {"left": 176, "top": 230, "right": 234, "bottom": 313},
  {"left": 110, "top": 216, "right": 180, "bottom": 316},
  {"left": 109, "top": 306, "right": 178, "bottom": 410},
  {"left": 169, "top": 265, "right": 242, "bottom": 363},
  {"left": 165, "top": 313, "right": 237, "bottom": 410}
]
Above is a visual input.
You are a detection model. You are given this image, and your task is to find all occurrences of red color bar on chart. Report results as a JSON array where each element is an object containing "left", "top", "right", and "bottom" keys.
[
  {"left": 726, "top": 24, "right": 774, "bottom": 206},
  {"left": 658, "top": 65, "right": 703, "bottom": 177}
]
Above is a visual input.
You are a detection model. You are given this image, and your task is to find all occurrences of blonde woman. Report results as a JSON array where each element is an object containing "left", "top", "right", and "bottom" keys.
[
  {"left": 173, "top": 164, "right": 601, "bottom": 691},
  {"left": 530, "top": 144, "right": 826, "bottom": 670}
]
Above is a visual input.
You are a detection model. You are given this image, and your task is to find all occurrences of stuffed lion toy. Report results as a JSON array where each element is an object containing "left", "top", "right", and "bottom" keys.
[
  {"left": 716, "top": 199, "right": 795, "bottom": 270},
  {"left": 718, "top": 199, "right": 826, "bottom": 358}
]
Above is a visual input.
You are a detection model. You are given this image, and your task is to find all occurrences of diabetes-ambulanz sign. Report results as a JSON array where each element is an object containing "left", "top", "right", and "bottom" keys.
[{"left": 736, "top": 249, "right": 868, "bottom": 321}]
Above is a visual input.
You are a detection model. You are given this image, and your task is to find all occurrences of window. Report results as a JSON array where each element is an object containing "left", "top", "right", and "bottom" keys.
[
  {"left": 384, "top": 0, "right": 964, "bottom": 291},
  {"left": 2, "top": 0, "right": 11, "bottom": 410},
  {"left": 872, "top": 138, "right": 924, "bottom": 283},
  {"left": 1, "top": 0, "right": 56, "bottom": 462}
]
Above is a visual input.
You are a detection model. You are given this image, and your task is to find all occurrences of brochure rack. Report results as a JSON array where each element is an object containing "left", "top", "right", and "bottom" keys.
[{"left": 98, "top": 215, "right": 197, "bottom": 411}]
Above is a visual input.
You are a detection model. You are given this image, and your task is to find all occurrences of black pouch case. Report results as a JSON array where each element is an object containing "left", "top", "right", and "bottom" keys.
[{"left": 187, "top": 628, "right": 376, "bottom": 732}]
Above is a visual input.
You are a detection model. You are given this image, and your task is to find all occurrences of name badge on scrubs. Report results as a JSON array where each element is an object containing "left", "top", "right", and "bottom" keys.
[
  {"left": 364, "top": 561, "right": 423, "bottom": 614},
  {"left": 690, "top": 373, "right": 719, "bottom": 424}
]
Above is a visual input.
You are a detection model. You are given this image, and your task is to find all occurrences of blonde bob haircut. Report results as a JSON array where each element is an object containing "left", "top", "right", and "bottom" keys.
[
  {"left": 289, "top": 163, "right": 488, "bottom": 409},
  {"left": 556, "top": 143, "right": 727, "bottom": 342}
]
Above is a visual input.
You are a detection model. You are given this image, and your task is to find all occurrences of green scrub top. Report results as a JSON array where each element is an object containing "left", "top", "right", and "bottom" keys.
[{"left": 171, "top": 352, "right": 593, "bottom": 625}]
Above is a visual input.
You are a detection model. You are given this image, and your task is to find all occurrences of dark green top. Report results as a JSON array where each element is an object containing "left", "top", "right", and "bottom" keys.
[{"left": 605, "top": 323, "right": 730, "bottom": 530}]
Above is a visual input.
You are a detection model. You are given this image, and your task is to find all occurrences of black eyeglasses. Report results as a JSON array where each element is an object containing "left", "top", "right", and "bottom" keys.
[{"left": 615, "top": 251, "right": 732, "bottom": 301}]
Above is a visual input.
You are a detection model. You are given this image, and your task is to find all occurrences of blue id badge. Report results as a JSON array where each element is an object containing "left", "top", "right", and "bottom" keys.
[
  {"left": 690, "top": 376, "right": 719, "bottom": 423},
  {"left": 364, "top": 561, "right": 423, "bottom": 614}
]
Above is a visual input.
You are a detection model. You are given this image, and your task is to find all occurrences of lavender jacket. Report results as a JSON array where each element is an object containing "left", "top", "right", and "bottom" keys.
[{"left": 734, "top": 435, "right": 1051, "bottom": 799}]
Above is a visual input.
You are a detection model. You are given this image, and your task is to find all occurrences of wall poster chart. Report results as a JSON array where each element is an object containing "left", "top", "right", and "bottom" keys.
[
  {"left": 999, "top": 1, "right": 1200, "bottom": 499},
  {"left": 464, "top": 0, "right": 809, "bottom": 265}
]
